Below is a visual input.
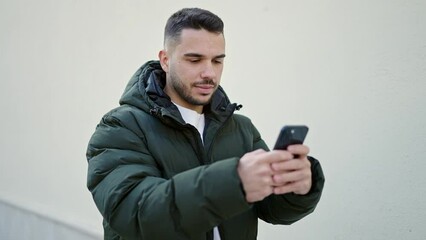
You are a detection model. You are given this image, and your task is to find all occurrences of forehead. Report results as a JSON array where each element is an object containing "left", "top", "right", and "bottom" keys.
[{"left": 172, "top": 29, "right": 225, "bottom": 56}]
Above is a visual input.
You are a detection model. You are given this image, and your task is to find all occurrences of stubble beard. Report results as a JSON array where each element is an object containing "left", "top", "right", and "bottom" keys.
[{"left": 169, "top": 70, "right": 217, "bottom": 106}]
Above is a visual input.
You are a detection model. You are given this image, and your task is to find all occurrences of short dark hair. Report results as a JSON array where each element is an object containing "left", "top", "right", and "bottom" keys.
[{"left": 164, "top": 8, "right": 224, "bottom": 47}]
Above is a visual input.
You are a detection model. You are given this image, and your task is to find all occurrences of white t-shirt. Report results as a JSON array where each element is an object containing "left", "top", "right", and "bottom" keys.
[
  {"left": 174, "top": 103, "right": 205, "bottom": 141},
  {"left": 173, "top": 103, "right": 221, "bottom": 240}
]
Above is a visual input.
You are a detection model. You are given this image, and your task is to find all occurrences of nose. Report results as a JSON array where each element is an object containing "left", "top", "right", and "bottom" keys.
[{"left": 200, "top": 62, "right": 216, "bottom": 79}]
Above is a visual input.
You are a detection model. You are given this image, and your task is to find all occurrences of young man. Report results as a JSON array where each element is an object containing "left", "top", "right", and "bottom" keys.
[{"left": 87, "top": 8, "right": 325, "bottom": 240}]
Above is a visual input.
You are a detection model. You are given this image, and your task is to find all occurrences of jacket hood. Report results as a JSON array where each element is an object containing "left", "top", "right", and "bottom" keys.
[{"left": 119, "top": 60, "right": 241, "bottom": 121}]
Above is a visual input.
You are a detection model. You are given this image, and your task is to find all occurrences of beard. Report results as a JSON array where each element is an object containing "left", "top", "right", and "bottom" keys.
[{"left": 168, "top": 70, "right": 218, "bottom": 106}]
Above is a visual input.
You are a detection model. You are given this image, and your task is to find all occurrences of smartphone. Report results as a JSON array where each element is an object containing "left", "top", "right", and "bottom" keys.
[{"left": 273, "top": 125, "right": 309, "bottom": 150}]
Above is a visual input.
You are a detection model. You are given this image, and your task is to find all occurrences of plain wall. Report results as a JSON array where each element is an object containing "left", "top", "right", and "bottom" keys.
[{"left": 1, "top": 0, "right": 425, "bottom": 239}]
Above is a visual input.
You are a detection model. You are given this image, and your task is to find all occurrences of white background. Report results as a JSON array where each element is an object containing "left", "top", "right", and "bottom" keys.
[{"left": 1, "top": 0, "right": 425, "bottom": 239}]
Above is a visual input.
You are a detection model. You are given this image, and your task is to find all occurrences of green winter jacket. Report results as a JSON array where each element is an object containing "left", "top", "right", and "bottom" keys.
[{"left": 86, "top": 61, "right": 325, "bottom": 240}]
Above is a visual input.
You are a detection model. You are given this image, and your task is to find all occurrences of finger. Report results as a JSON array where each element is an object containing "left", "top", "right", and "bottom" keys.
[
  {"left": 272, "top": 183, "right": 295, "bottom": 195},
  {"left": 273, "top": 179, "right": 311, "bottom": 195},
  {"left": 247, "top": 148, "right": 266, "bottom": 157},
  {"left": 261, "top": 150, "right": 293, "bottom": 164},
  {"left": 293, "top": 180, "right": 312, "bottom": 195},
  {"left": 270, "top": 158, "right": 309, "bottom": 172},
  {"left": 252, "top": 148, "right": 266, "bottom": 154},
  {"left": 287, "top": 144, "right": 310, "bottom": 156},
  {"left": 272, "top": 169, "right": 311, "bottom": 185}
]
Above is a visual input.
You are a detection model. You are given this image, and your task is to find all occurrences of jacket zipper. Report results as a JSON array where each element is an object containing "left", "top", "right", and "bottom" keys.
[{"left": 206, "top": 104, "right": 237, "bottom": 163}]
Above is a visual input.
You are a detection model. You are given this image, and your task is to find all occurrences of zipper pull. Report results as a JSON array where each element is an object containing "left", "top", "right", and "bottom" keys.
[{"left": 150, "top": 107, "right": 161, "bottom": 116}]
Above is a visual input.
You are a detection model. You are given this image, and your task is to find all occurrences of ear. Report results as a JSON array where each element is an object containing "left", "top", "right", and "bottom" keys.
[{"left": 158, "top": 50, "right": 169, "bottom": 73}]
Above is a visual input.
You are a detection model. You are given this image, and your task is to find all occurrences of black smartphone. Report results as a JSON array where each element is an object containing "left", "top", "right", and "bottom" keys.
[{"left": 273, "top": 125, "right": 309, "bottom": 150}]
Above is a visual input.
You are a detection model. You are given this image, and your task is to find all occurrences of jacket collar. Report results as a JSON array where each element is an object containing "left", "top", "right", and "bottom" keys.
[{"left": 120, "top": 60, "right": 241, "bottom": 124}]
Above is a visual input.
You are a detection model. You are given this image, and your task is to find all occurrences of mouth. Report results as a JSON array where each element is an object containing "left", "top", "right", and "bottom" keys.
[
  {"left": 193, "top": 83, "right": 216, "bottom": 95},
  {"left": 195, "top": 84, "right": 215, "bottom": 89}
]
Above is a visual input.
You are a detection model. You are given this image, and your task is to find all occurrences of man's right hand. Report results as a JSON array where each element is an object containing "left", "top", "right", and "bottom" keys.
[{"left": 237, "top": 149, "right": 293, "bottom": 203}]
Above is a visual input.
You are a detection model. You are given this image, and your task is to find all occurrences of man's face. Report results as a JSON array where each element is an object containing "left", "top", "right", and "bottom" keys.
[{"left": 160, "top": 29, "right": 225, "bottom": 113}]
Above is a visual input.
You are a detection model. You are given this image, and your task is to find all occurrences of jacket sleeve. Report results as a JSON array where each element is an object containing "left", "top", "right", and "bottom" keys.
[
  {"left": 86, "top": 112, "right": 251, "bottom": 239},
  {"left": 255, "top": 156, "right": 325, "bottom": 224}
]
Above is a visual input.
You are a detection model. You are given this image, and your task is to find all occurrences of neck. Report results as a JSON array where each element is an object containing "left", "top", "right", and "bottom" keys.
[{"left": 164, "top": 85, "right": 204, "bottom": 114}]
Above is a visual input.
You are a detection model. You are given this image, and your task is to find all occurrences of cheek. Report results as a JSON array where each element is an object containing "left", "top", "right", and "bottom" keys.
[
  {"left": 215, "top": 66, "right": 224, "bottom": 81},
  {"left": 179, "top": 65, "right": 200, "bottom": 81},
  {"left": 174, "top": 66, "right": 196, "bottom": 85}
]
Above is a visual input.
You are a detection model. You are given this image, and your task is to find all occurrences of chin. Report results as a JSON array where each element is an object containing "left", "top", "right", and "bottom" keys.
[{"left": 193, "top": 97, "right": 212, "bottom": 106}]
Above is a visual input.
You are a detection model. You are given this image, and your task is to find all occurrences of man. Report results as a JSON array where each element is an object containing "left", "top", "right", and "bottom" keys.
[{"left": 86, "top": 8, "right": 324, "bottom": 240}]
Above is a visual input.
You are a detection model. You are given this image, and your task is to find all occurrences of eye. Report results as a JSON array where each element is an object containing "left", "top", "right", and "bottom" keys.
[
  {"left": 213, "top": 59, "right": 224, "bottom": 64},
  {"left": 188, "top": 58, "right": 201, "bottom": 63}
]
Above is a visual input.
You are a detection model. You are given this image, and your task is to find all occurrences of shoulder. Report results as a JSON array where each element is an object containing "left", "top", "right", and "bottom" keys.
[
  {"left": 217, "top": 113, "right": 259, "bottom": 138},
  {"left": 93, "top": 104, "right": 155, "bottom": 142},
  {"left": 231, "top": 113, "right": 253, "bottom": 124},
  {"left": 101, "top": 104, "right": 151, "bottom": 127},
  {"left": 229, "top": 113, "right": 258, "bottom": 131},
  {"left": 104, "top": 104, "right": 147, "bottom": 120}
]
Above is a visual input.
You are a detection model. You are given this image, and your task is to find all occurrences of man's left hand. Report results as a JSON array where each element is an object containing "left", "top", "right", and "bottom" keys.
[{"left": 269, "top": 144, "right": 312, "bottom": 195}]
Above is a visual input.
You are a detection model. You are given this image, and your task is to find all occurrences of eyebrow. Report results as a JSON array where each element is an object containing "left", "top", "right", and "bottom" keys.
[{"left": 183, "top": 53, "right": 226, "bottom": 59}]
